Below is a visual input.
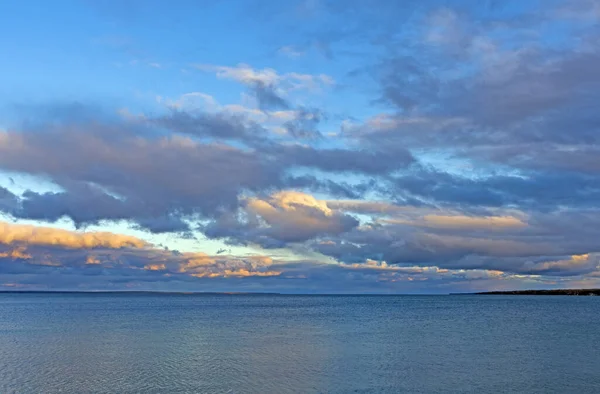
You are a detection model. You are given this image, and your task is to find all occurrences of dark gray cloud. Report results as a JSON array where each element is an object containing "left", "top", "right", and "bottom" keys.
[
  {"left": 275, "top": 144, "right": 414, "bottom": 174},
  {"left": 282, "top": 108, "right": 324, "bottom": 139},
  {"left": 0, "top": 123, "right": 281, "bottom": 229},
  {"left": 351, "top": 1, "right": 600, "bottom": 179},
  {"left": 0, "top": 187, "right": 19, "bottom": 214},
  {"left": 284, "top": 175, "right": 373, "bottom": 199},
  {"left": 0, "top": 111, "right": 413, "bottom": 233},
  {"left": 253, "top": 81, "right": 290, "bottom": 111},
  {"left": 153, "top": 110, "right": 269, "bottom": 145},
  {"left": 311, "top": 207, "right": 600, "bottom": 278},
  {"left": 389, "top": 168, "right": 600, "bottom": 210}
]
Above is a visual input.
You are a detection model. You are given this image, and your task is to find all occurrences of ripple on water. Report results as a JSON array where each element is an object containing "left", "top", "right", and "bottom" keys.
[{"left": 1, "top": 294, "right": 600, "bottom": 394}]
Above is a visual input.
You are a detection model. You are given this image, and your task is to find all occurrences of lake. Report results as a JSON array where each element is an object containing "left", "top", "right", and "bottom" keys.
[{"left": 1, "top": 293, "right": 599, "bottom": 393}]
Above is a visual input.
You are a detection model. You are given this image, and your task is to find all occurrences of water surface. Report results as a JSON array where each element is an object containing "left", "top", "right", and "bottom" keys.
[{"left": 1, "top": 293, "right": 599, "bottom": 393}]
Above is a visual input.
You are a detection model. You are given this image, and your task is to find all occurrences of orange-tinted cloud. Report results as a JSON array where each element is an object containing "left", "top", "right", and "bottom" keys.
[
  {"left": 191, "top": 269, "right": 281, "bottom": 278},
  {"left": 381, "top": 214, "right": 526, "bottom": 230},
  {"left": 145, "top": 263, "right": 167, "bottom": 271},
  {"left": 0, "top": 221, "right": 147, "bottom": 249},
  {"left": 242, "top": 191, "right": 358, "bottom": 242},
  {"left": 0, "top": 246, "right": 31, "bottom": 260},
  {"left": 422, "top": 214, "right": 526, "bottom": 229},
  {"left": 85, "top": 255, "right": 101, "bottom": 265},
  {"left": 177, "top": 253, "right": 278, "bottom": 278},
  {"left": 526, "top": 253, "right": 594, "bottom": 273}
]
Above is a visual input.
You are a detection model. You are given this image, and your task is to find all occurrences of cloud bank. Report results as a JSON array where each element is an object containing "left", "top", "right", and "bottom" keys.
[{"left": 2, "top": 0, "right": 600, "bottom": 292}]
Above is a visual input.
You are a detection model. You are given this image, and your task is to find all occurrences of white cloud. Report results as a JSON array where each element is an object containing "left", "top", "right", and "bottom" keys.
[
  {"left": 278, "top": 45, "right": 305, "bottom": 58},
  {"left": 195, "top": 63, "right": 334, "bottom": 92}
]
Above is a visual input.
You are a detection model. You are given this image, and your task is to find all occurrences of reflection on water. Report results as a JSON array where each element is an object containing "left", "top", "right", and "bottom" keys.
[{"left": 1, "top": 294, "right": 599, "bottom": 393}]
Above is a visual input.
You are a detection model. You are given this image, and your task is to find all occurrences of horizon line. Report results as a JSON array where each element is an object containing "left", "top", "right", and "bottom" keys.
[{"left": 1, "top": 288, "right": 599, "bottom": 296}]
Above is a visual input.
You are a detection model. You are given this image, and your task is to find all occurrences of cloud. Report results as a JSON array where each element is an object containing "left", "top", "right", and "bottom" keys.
[
  {"left": 204, "top": 190, "right": 358, "bottom": 247},
  {"left": 384, "top": 214, "right": 527, "bottom": 230},
  {"left": 3, "top": 0, "right": 600, "bottom": 293},
  {"left": 153, "top": 110, "right": 269, "bottom": 144},
  {"left": 329, "top": 200, "right": 527, "bottom": 231},
  {"left": 86, "top": 255, "right": 101, "bottom": 265},
  {"left": 190, "top": 268, "right": 282, "bottom": 278},
  {"left": 155, "top": 93, "right": 322, "bottom": 142},
  {"left": 0, "top": 116, "right": 417, "bottom": 234},
  {"left": 313, "top": 223, "right": 555, "bottom": 268},
  {"left": 0, "top": 227, "right": 565, "bottom": 293},
  {"left": 0, "top": 222, "right": 284, "bottom": 282},
  {"left": 350, "top": 1, "right": 600, "bottom": 180},
  {"left": 0, "top": 221, "right": 146, "bottom": 249},
  {"left": 310, "top": 204, "right": 600, "bottom": 280},
  {"left": 195, "top": 63, "right": 333, "bottom": 110},
  {"left": 0, "top": 219, "right": 598, "bottom": 293},
  {"left": 554, "top": 0, "right": 600, "bottom": 21},
  {"left": 197, "top": 63, "right": 281, "bottom": 86},
  {"left": 0, "top": 187, "right": 19, "bottom": 213},
  {"left": 282, "top": 107, "right": 324, "bottom": 139},
  {"left": 327, "top": 200, "right": 426, "bottom": 216},
  {"left": 523, "top": 254, "right": 598, "bottom": 276},
  {"left": 274, "top": 144, "right": 414, "bottom": 174},
  {"left": 252, "top": 81, "right": 291, "bottom": 111},
  {"left": 278, "top": 45, "right": 305, "bottom": 58},
  {"left": 0, "top": 125, "right": 281, "bottom": 230},
  {"left": 388, "top": 168, "right": 600, "bottom": 210},
  {"left": 0, "top": 246, "right": 31, "bottom": 260},
  {"left": 424, "top": 8, "right": 468, "bottom": 49},
  {"left": 197, "top": 63, "right": 334, "bottom": 91}
]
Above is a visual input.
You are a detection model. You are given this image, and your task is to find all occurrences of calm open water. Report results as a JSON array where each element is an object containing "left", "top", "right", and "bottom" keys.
[{"left": 0, "top": 294, "right": 599, "bottom": 394}]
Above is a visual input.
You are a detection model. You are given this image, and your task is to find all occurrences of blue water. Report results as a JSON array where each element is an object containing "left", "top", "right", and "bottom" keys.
[{"left": 0, "top": 294, "right": 599, "bottom": 393}]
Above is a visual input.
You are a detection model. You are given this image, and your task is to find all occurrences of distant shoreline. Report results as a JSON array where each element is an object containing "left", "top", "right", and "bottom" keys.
[{"left": 465, "top": 289, "right": 600, "bottom": 296}]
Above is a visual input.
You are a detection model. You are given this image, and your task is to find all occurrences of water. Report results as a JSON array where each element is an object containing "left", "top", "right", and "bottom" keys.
[{"left": 0, "top": 294, "right": 599, "bottom": 394}]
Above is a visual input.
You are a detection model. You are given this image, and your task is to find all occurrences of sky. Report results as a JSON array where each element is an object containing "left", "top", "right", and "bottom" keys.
[{"left": 1, "top": 0, "right": 600, "bottom": 293}]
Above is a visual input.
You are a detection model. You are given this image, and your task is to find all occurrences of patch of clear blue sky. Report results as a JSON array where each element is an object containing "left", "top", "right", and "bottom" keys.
[
  {"left": 1, "top": 1, "right": 356, "bottom": 104},
  {"left": 0, "top": 0, "right": 568, "bottom": 104}
]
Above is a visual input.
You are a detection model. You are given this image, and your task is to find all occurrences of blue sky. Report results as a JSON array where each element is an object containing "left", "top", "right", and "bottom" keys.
[{"left": 1, "top": 0, "right": 600, "bottom": 293}]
